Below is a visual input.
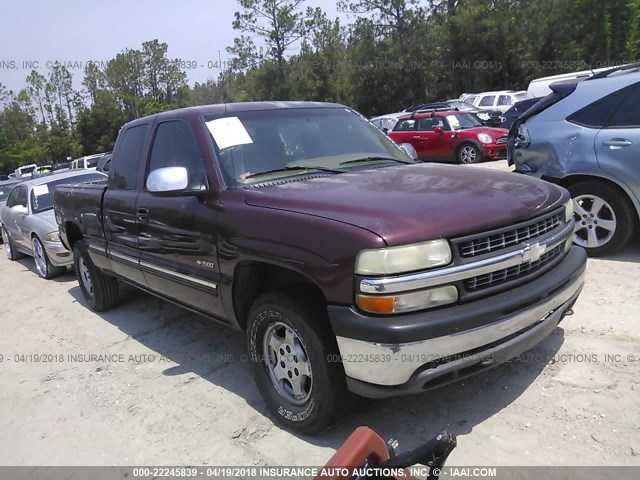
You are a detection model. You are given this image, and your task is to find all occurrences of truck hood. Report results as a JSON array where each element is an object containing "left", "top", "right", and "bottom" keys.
[{"left": 243, "top": 164, "right": 565, "bottom": 246}]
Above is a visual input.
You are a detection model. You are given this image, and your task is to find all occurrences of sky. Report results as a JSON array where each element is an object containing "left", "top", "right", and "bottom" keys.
[{"left": 0, "top": 0, "right": 344, "bottom": 93}]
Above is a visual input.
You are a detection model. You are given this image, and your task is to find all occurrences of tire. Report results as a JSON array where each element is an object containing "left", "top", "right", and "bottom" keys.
[
  {"left": 32, "top": 236, "right": 65, "bottom": 279},
  {"left": 567, "top": 181, "right": 636, "bottom": 257},
  {"left": 2, "top": 225, "right": 25, "bottom": 261},
  {"left": 457, "top": 143, "right": 482, "bottom": 164},
  {"left": 73, "top": 240, "right": 119, "bottom": 311},
  {"left": 247, "top": 292, "right": 352, "bottom": 434}
]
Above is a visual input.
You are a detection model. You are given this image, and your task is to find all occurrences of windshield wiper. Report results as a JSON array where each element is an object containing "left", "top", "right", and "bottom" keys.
[
  {"left": 340, "top": 156, "right": 413, "bottom": 166},
  {"left": 244, "top": 165, "right": 346, "bottom": 180}
]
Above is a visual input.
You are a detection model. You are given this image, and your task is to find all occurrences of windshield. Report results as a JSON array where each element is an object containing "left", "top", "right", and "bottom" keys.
[
  {"left": 204, "top": 107, "right": 412, "bottom": 186},
  {"left": 446, "top": 113, "right": 482, "bottom": 130},
  {"left": 450, "top": 101, "right": 476, "bottom": 112},
  {"left": 88, "top": 158, "right": 101, "bottom": 168},
  {"left": 30, "top": 173, "right": 105, "bottom": 214}
]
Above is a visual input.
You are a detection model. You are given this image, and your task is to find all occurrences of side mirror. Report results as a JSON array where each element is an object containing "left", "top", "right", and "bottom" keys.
[
  {"left": 147, "top": 167, "right": 189, "bottom": 193},
  {"left": 399, "top": 143, "right": 419, "bottom": 161},
  {"left": 12, "top": 205, "right": 28, "bottom": 215},
  {"left": 433, "top": 126, "right": 444, "bottom": 135}
]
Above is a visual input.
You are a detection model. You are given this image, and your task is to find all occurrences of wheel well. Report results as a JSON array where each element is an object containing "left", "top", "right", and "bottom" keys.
[
  {"left": 64, "top": 222, "right": 84, "bottom": 250},
  {"left": 557, "top": 175, "right": 640, "bottom": 221},
  {"left": 232, "top": 261, "right": 328, "bottom": 331}
]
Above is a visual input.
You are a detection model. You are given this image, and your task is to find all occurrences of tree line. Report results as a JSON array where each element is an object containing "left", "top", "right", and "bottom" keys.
[{"left": 1, "top": 0, "right": 638, "bottom": 173}]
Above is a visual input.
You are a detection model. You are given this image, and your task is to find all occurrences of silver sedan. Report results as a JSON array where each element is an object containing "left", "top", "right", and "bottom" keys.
[{"left": 0, "top": 170, "right": 107, "bottom": 279}]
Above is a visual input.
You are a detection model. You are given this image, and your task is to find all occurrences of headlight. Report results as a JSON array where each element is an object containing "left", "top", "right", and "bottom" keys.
[
  {"left": 356, "top": 239, "right": 452, "bottom": 275},
  {"left": 45, "top": 231, "right": 60, "bottom": 242},
  {"left": 564, "top": 198, "right": 574, "bottom": 223},
  {"left": 477, "top": 133, "right": 493, "bottom": 144},
  {"left": 357, "top": 286, "right": 458, "bottom": 314},
  {"left": 477, "top": 113, "right": 490, "bottom": 120}
]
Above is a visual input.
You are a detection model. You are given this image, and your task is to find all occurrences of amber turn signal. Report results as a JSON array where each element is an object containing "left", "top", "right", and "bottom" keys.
[{"left": 356, "top": 295, "right": 395, "bottom": 314}]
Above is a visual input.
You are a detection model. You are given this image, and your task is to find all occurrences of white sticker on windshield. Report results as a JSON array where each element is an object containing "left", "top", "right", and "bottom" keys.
[
  {"left": 32, "top": 184, "right": 49, "bottom": 196},
  {"left": 205, "top": 116, "right": 253, "bottom": 150}
]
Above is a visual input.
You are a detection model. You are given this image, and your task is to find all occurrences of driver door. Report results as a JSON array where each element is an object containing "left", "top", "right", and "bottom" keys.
[{"left": 6, "top": 185, "right": 30, "bottom": 249}]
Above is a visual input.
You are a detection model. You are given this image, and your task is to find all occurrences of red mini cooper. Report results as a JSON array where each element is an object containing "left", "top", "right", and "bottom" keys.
[{"left": 389, "top": 110, "right": 509, "bottom": 164}]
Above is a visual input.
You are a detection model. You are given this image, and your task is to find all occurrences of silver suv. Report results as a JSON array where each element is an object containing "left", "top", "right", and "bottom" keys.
[{"left": 509, "top": 65, "right": 640, "bottom": 256}]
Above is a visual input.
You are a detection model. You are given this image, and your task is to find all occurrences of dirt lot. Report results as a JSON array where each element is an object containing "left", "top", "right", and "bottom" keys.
[{"left": 0, "top": 161, "right": 639, "bottom": 467}]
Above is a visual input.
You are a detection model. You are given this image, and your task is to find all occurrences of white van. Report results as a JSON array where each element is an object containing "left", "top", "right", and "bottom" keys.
[{"left": 525, "top": 66, "right": 630, "bottom": 98}]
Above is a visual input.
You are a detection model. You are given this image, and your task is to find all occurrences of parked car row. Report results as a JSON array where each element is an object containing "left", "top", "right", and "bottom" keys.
[
  {"left": 509, "top": 63, "right": 640, "bottom": 256},
  {"left": 387, "top": 108, "right": 509, "bottom": 164}
]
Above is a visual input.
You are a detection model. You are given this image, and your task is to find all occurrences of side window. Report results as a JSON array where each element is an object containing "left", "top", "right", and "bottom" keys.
[
  {"left": 17, "top": 186, "right": 27, "bottom": 207},
  {"left": 568, "top": 89, "right": 628, "bottom": 128},
  {"left": 605, "top": 86, "right": 640, "bottom": 128},
  {"left": 147, "top": 121, "right": 206, "bottom": 189},
  {"left": 394, "top": 119, "right": 417, "bottom": 131},
  {"left": 498, "top": 95, "right": 512, "bottom": 106},
  {"left": 417, "top": 118, "right": 434, "bottom": 131},
  {"left": 109, "top": 124, "right": 149, "bottom": 190},
  {"left": 479, "top": 95, "right": 495, "bottom": 107},
  {"left": 6, "top": 187, "right": 20, "bottom": 208}
]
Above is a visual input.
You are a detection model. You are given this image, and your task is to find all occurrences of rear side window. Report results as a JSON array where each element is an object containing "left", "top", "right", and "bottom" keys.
[
  {"left": 479, "top": 95, "right": 495, "bottom": 107},
  {"left": 498, "top": 95, "right": 512, "bottom": 106},
  {"left": 147, "top": 121, "right": 206, "bottom": 189},
  {"left": 394, "top": 119, "right": 417, "bottom": 131},
  {"left": 110, "top": 125, "right": 149, "bottom": 190},
  {"left": 605, "top": 86, "right": 640, "bottom": 128},
  {"left": 568, "top": 89, "right": 627, "bottom": 128}
]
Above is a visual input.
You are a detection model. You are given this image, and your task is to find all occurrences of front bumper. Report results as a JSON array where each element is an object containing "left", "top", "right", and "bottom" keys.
[
  {"left": 483, "top": 144, "right": 507, "bottom": 160},
  {"left": 328, "top": 247, "right": 586, "bottom": 398},
  {"left": 44, "top": 240, "right": 73, "bottom": 267}
]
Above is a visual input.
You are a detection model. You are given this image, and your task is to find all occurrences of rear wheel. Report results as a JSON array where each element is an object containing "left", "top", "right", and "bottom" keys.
[
  {"left": 32, "top": 236, "right": 65, "bottom": 279},
  {"left": 2, "top": 226, "right": 24, "bottom": 261},
  {"left": 567, "top": 181, "right": 636, "bottom": 256},
  {"left": 246, "top": 292, "right": 351, "bottom": 434},
  {"left": 457, "top": 143, "right": 481, "bottom": 164},
  {"left": 73, "top": 240, "right": 119, "bottom": 311}
]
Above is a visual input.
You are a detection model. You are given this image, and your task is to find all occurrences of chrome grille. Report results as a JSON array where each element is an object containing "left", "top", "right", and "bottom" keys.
[
  {"left": 465, "top": 245, "right": 564, "bottom": 290},
  {"left": 459, "top": 211, "right": 563, "bottom": 258}
]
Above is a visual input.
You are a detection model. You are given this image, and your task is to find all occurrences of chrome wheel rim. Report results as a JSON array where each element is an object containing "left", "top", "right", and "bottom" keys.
[
  {"left": 78, "top": 257, "right": 94, "bottom": 298},
  {"left": 2, "top": 228, "right": 10, "bottom": 258},
  {"left": 32, "top": 238, "right": 48, "bottom": 278},
  {"left": 262, "top": 321, "right": 313, "bottom": 405},
  {"left": 573, "top": 195, "right": 617, "bottom": 249},
  {"left": 460, "top": 146, "right": 477, "bottom": 163}
]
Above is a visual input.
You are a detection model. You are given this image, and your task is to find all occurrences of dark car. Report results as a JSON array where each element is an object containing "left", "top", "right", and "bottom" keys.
[
  {"left": 55, "top": 101, "right": 585, "bottom": 433},
  {"left": 389, "top": 110, "right": 509, "bottom": 163},
  {"left": 499, "top": 97, "right": 541, "bottom": 129}
]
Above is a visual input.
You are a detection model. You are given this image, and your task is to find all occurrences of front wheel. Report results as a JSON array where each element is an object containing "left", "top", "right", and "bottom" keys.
[
  {"left": 32, "top": 237, "right": 65, "bottom": 279},
  {"left": 567, "top": 181, "right": 636, "bottom": 256},
  {"left": 73, "top": 240, "right": 120, "bottom": 311},
  {"left": 247, "top": 292, "right": 351, "bottom": 434},
  {"left": 457, "top": 143, "right": 482, "bottom": 164},
  {"left": 2, "top": 226, "right": 24, "bottom": 261}
]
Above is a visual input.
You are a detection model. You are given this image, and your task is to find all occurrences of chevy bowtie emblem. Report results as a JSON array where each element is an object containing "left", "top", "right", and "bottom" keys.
[{"left": 521, "top": 242, "right": 547, "bottom": 263}]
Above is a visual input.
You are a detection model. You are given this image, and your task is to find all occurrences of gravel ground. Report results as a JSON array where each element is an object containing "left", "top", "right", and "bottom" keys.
[{"left": 0, "top": 160, "right": 638, "bottom": 467}]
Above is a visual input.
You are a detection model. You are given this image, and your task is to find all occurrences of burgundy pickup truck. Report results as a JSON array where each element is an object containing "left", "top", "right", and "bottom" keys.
[{"left": 54, "top": 102, "right": 586, "bottom": 433}]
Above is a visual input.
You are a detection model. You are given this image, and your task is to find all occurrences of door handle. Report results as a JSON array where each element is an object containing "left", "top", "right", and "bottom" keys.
[
  {"left": 136, "top": 208, "right": 149, "bottom": 223},
  {"left": 412, "top": 135, "right": 423, "bottom": 139},
  {"left": 603, "top": 138, "right": 632, "bottom": 148}
]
